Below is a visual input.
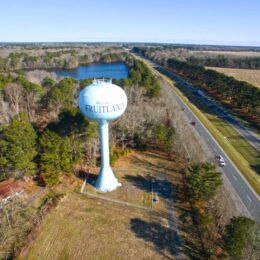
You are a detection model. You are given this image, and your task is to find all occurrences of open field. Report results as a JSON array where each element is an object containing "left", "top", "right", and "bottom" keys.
[
  {"left": 19, "top": 151, "right": 204, "bottom": 260},
  {"left": 207, "top": 67, "right": 260, "bottom": 88},
  {"left": 196, "top": 51, "right": 260, "bottom": 57},
  {"left": 22, "top": 192, "right": 164, "bottom": 260}
]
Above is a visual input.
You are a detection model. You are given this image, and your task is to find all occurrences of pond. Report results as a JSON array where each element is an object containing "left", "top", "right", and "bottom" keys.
[{"left": 52, "top": 62, "right": 129, "bottom": 80}]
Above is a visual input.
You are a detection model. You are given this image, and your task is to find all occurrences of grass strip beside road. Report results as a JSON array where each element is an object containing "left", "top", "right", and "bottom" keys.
[
  {"left": 205, "top": 114, "right": 259, "bottom": 171},
  {"left": 172, "top": 82, "right": 260, "bottom": 174},
  {"left": 134, "top": 54, "right": 260, "bottom": 195},
  {"left": 169, "top": 78, "right": 260, "bottom": 195}
]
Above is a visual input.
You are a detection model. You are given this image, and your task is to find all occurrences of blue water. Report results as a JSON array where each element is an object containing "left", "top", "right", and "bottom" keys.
[{"left": 52, "top": 62, "right": 129, "bottom": 80}]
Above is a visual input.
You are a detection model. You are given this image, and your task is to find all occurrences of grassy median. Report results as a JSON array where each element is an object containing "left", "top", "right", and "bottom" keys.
[
  {"left": 134, "top": 54, "right": 260, "bottom": 195},
  {"left": 165, "top": 76, "right": 260, "bottom": 195}
]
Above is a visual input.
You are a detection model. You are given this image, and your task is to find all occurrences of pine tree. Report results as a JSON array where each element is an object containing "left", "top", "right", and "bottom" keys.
[
  {"left": 223, "top": 216, "right": 257, "bottom": 259},
  {"left": 187, "top": 163, "right": 223, "bottom": 201},
  {"left": 0, "top": 113, "right": 37, "bottom": 178},
  {"left": 39, "top": 129, "right": 74, "bottom": 185}
]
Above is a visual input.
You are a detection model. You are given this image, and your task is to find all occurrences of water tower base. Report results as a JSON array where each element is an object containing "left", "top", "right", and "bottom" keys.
[{"left": 95, "top": 166, "right": 122, "bottom": 192}]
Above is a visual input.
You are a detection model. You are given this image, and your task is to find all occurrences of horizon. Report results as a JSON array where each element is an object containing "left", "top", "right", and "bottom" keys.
[
  {"left": 1, "top": 0, "right": 260, "bottom": 46},
  {"left": 0, "top": 41, "right": 260, "bottom": 48}
]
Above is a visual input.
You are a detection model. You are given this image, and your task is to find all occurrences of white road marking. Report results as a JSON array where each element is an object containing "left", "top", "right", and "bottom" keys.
[
  {"left": 247, "top": 195, "right": 252, "bottom": 202},
  {"left": 232, "top": 175, "right": 238, "bottom": 181},
  {"left": 135, "top": 54, "right": 260, "bottom": 219}
]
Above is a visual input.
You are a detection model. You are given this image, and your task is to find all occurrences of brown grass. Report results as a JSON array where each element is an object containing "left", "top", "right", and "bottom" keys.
[
  {"left": 207, "top": 67, "right": 260, "bottom": 88},
  {"left": 18, "top": 151, "right": 192, "bottom": 260},
  {"left": 21, "top": 193, "right": 161, "bottom": 260},
  {"left": 197, "top": 51, "right": 260, "bottom": 57}
]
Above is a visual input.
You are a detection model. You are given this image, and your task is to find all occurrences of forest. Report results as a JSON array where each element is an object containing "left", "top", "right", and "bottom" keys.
[
  {"left": 0, "top": 55, "right": 164, "bottom": 184},
  {"left": 167, "top": 58, "right": 260, "bottom": 123},
  {"left": 187, "top": 55, "right": 260, "bottom": 69},
  {"left": 133, "top": 46, "right": 260, "bottom": 69},
  {"left": 0, "top": 46, "right": 257, "bottom": 259},
  {"left": 0, "top": 45, "right": 127, "bottom": 71}
]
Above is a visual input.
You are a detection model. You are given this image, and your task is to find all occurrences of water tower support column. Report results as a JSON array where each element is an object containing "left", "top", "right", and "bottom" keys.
[{"left": 95, "top": 120, "right": 121, "bottom": 192}]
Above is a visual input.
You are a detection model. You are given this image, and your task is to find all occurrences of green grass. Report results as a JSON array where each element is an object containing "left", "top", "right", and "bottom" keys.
[
  {"left": 133, "top": 54, "right": 260, "bottom": 194},
  {"left": 172, "top": 82, "right": 259, "bottom": 173},
  {"left": 171, "top": 82, "right": 260, "bottom": 194},
  {"left": 206, "top": 114, "right": 259, "bottom": 170}
]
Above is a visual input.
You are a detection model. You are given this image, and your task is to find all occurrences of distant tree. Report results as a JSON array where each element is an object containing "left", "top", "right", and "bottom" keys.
[
  {"left": 80, "top": 78, "right": 92, "bottom": 89},
  {"left": 165, "top": 126, "right": 176, "bottom": 152},
  {"left": 42, "top": 77, "right": 55, "bottom": 88},
  {"left": 148, "top": 80, "right": 160, "bottom": 97},
  {"left": 0, "top": 74, "right": 14, "bottom": 89},
  {"left": 4, "top": 83, "right": 23, "bottom": 115},
  {"left": 16, "top": 75, "right": 43, "bottom": 121},
  {"left": 153, "top": 123, "right": 176, "bottom": 152},
  {"left": 39, "top": 129, "right": 74, "bottom": 185},
  {"left": 187, "top": 163, "right": 223, "bottom": 201},
  {"left": 82, "top": 121, "right": 99, "bottom": 166},
  {"left": 0, "top": 56, "right": 7, "bottom": 70},
  {"left": 223, "top": 216, "right": 257, "bottom": 259},
  {"left": 187, "top": 55, "right": 260, "bottom": 69},
  {"left": 3, "top": 76, "right": 43, "bottom": 121},
  {"left": 48, "top": 78, "right": 77, "bottom": 115},
  {"left": 0, "top": 114, "right": 37, "bottom": 178},
  {"left": 46, "top": 108, "right": 89, "bottom": 163},
  {"left": 124, "top": 59, "right": 160, "bottom": 97}
]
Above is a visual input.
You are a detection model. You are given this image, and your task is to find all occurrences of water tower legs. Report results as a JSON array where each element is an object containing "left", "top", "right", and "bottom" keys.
[{"left": 95, "top": 120, "right": 121, "bottom": 192}]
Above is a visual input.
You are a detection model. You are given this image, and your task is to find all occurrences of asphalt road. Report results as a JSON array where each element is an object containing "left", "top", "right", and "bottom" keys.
[
  {"left": 155, "top": 65, "right": 260, "bottom": 151},
  {"left": 140, "top": 57, "right": 260, "bottom": 220},
  {"left": 173, "top": 88, "right": 260, "bottom": 220}
]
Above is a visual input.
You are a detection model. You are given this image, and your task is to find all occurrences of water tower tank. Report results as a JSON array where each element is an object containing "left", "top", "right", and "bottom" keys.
[
  {"left": 78, "top": 79, "right": 127, "bottom": 120},
  {"left": 78, "top": 79, "right": 127, "bottom": 192}
]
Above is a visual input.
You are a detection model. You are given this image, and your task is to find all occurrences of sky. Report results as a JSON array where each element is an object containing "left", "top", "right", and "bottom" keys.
[{"left": 0, "top": 0, "right": 260, "bottom": 46}]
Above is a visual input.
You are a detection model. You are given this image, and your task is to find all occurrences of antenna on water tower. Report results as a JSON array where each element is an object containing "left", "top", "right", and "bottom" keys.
[{"left": 78, "top": 79, "right": 128, "bottom": 192}]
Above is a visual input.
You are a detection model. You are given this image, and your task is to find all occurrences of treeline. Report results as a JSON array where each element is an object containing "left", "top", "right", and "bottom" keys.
[
  {"left": 133, "top": 46, "right": 260, "bottom": 69},
  {"left": 184, "top": 163, "right": 257, "bottom": 258},
  {"left": 0, "top": 74, "right": 44, "bottom": 122},
  {"left": 132, "top": 45, "right": 260, "bottom": 52},
  {"left": 187, "top": 55, "right": 260, "bottom": 69},
  {"left": 132, "top": 47, "right": 158, "bottom": 60},
  {"left": 167, "top": 58, "right": 260, "bottom": 121},
  {"left": 0, "top": 50, "right": 77, "bottom": 70},
  {"left": 115, "top": 59, "right": 160, "bottom": 97},
  {"left": 0, "top": 48, "right": 128, "bottom": 71},
  {"left": 132, "top": 46, "right": 150, "bottom": 56}
]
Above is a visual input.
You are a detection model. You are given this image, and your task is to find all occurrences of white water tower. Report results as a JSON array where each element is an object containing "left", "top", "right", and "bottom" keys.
[{"left": 78, "top": 79, "right": 127, "bottom": 192}]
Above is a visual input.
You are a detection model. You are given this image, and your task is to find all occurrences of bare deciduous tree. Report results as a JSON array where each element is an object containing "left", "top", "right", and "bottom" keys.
[{"left": 4, "top": 83, "right": 23, "bottom": 116}]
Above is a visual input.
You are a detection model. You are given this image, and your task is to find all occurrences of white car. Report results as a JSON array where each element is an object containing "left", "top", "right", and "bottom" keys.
[
  {"left": 217, "top": 155, "right": 226, "bottom": 167},
  {"left": 219, "top": 159, "right": 226, "bottom": 167}
]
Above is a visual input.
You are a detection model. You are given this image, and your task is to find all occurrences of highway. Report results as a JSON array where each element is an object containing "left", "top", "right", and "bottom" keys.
[
  {"left": 172, "top": 86, "right": 260, "bottom": 220},
  {"left": 155, "top": 65, "right": 260, "bottom": 152},
  {"left": 136, "top": 55, "right": 260, "bottom": 220}
]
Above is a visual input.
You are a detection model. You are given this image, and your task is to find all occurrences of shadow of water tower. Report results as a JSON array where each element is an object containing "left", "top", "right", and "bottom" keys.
[{"left": 78, "top": 79, "right": 128, "bottom": 192}]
